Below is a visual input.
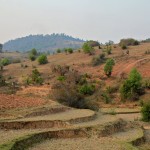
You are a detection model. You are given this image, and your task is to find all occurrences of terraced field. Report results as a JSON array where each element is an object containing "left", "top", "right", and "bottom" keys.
[{"left": 0, "top": 104, "right": 149, "bottom": 150}]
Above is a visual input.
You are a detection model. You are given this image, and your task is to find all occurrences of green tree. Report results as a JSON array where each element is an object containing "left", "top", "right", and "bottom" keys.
[
  {"left": 67, "top": 48, "right": 73, "bottom": 54},
  {"left": 0, "top": 44, "right": 3, "bottom": 53},
  {"left": 37, "top": 54, "right": 48, "bottom": 64},
  {"left": 104, "top": 59, "right": 115, "bottom": 77},
  {"left": 120, "top": 68, "right": 142, "bottom": 100},
  {"left": 29, "top": 48, "right": 38, "bottom": 61},
  {"left": 57, "top": 49, "right": 61, "bottom": 53},
  {"left": 30, "top": 48, "right": 37, "bottom": 55},
  {"left": 29, "top": 54, "right": 36, "bottom": 61},
  {"left": 0, "top": 58, "right": 10, "bottom": 66}
]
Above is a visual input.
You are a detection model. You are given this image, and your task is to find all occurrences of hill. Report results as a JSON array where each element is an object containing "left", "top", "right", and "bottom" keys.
[{"left": 3, "top": 33, "right": 85, "bottom": 52}]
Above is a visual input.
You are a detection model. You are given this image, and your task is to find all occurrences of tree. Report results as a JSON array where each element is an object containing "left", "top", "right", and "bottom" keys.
[
  {"left": 57, "top": 49, "right": 61, "bottom": 53},
  {"left": 120, "top": 68, "right": 143, "bottom": 100},
  {"left": 67, "top": 48, "right": 73, "bottom": 54},
  {"left": 29, "top": 54, "right": 36, "bottom": 61},
  {"left": 0, "top": 58, "right": 10, "bottom": 66},
  {"left": 104, "top": 59, "right": 115, "bottom": 77},
  {"left": 30, "top": 48, "right": 37, "bottom": 55},
  {"left": 29, "top": 48, "right": 38, "bottom": 61},
  {"left": 37, "top": 54, "right": 48, "bottom": 64},
  {"left": 0, "top": 44, "right": 3, "bottom": 53}
]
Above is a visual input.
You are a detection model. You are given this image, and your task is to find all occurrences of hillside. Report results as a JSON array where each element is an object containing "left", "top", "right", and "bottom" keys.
[
  {"left": 3, "top": 33, "right": 85, "bottom": 52},
  {"left": 0, "top": 42, "right": 150, "bottom": 150}
]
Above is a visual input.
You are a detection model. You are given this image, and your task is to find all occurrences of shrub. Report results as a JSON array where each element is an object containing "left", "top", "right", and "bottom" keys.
[
  {"left": 121, "top": 45, "right": 127, "bottom": 50},
  {"left": 142, "top": 78, "right": 150, "bottom": 89},
  {"left": 29, "top": 54, "right": 36, "bottom": 61},
  {"left": 12, "top": 58, "right": 21, "bottom": 63},
  {"left": 67, "top": 48, "right": 73, "bottom": 54},
  {"left": 29, "top": 48, "right": 38, "bottom": 61},
  {"left": 51, "top": 65, "right": 70, "bottom": 76},
  {"left": 106, "top": 85, "right": 119, "bottom": 94},
  {"left": 145, "top": 50, "right": 150, "bottom": 55},
  {"left": 38, "top": 54, "right": 48, "bottom": 64},
  {"left": 57, "top": 76, "right": 66, "bottom": 81},
  {"left": 24, "top": 69, "right": 44, "bottom": 85},
  {"left": 0, "top": 58, "right": 10, "bottom": 66},
  {"left": 57, "top": 49, "right": 61, "bottom": 53},
  {"left": 91, "top": 53, "right": 105, "bottom": 66},
  {"left": 86, "top": 40, "right": 100, "bottom": 47},
  {"left": 104, "top": 59, "right": 115, "bottom": 77},
  {"left": 82, "top": 42, "right": 94, "bottom": 55},
  {"left": 141, "top": 102, "right": 150, "bottom": 122},
  {"left": 0, "top": 74, "right": 5, "bottom": 86},
  {"left": 0, "top": 44, "right": 2, "bottom": 53},
  {"left": 106, "top": 46, "right": 112, "bottom": 55},
  {"left": 120, "top": 68, "right": 143, "bottom": 100},
  {"left": 101, "top": 92, "right": 111, "bottom": 104},
  {"left": 119, "top": 38, "right": 139, "bottom": 47},
  {"left": 52, "top": 68, "right": 98, "bottom": 110},
  {"left": 30, "top": 48, "right": 37, "bottom": 56},
  {"left": 79, "top": 84, "right": 95, "bottom": 95}
]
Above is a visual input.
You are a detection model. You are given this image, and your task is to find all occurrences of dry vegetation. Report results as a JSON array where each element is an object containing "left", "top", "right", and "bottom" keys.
[{"left": 0, "top": 41, "right": 150, "bottom": 150}]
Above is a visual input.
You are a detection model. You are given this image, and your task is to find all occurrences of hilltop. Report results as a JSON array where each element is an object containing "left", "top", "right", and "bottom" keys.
[{"left": 3, "top": 33, "right": 85, "bottom": 52}]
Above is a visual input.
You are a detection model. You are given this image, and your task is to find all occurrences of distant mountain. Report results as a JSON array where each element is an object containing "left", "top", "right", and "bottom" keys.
[{"left": 3, "top": 33, "right": 85, "bottom": 52}]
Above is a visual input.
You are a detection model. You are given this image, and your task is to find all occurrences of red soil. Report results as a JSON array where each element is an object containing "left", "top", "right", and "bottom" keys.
[{"left": 0, "top": 94, "right": 46, "bottom": 109}]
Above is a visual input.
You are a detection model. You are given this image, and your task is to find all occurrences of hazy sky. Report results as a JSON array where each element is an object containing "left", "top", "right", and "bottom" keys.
[{"left": 0, "top": 0, "right": 150, "bottom": 43}]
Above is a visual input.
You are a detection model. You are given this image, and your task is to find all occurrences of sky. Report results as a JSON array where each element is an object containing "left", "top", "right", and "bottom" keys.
[{"left": 0, "top": 0, "right": 150, "bottom": 43}]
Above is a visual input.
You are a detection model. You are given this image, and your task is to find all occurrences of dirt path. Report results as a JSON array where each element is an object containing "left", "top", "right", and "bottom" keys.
[{"left": 115, "top": 57, "right": 150, "bottom": 77}]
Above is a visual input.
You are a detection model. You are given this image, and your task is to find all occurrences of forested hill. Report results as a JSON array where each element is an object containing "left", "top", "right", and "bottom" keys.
[{"left": 3, "top": 34, "right": 85, "bottom": 52}]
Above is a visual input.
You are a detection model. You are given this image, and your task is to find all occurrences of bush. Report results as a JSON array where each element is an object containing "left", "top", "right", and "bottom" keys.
[
  {"left": 106, "top": 85, "right": 119, "bottom": 94},
  {"left": 104, "top": 59, "right": 115, "bottom": 77},
  {"left": 79, "top": 84, "right": 95, "bottom": 95},
  {"left": 57, "top": 76, "right": 66, "bottom": 81},
  {"left": 101, "top": 92, "right": 111, "bottom": 104},
  {"left": 121, "top": 45, "right": 127, "bottom": 50},
  {"left": 119, "top": 38, "right": 139, "bottom": 47},
  {"left": 0, "top": 58, "right": 10, "bottom": 66},
  {"left": 57, "top": 49, "right": 61, "bottom": 53},
  {"left": 30, "top": 48, "right": 37, "bottom": 56},
  {"left": 24, "top": 69, "right": 44, "bottom": 85},
  {"left": 12, "top": 58, "right": 21, "bottom": 63},
  {"left": 91, "top": 53, "right": 105, "bottom": 66},
  {"left": 29, "top": 54, "right": 36, "bottom": 61},
  {"left": 29, "top": 48, "right": 38, "bottom": 61},
  {"left": 86, "top": 41, "right": 100, "bottom": 47},
  {"left": 120, "top": 68, "right": 143, "bottom": 100},
  {"left": 0, "top": 74, "right": 5, "bottom": 86},
  {"left": 145, "top": 50, "right": 150, "bottom": 55},
  {"left": 106, "top": 46, "right": 112, "bottom": 55},
  {"left": 142, "top": 78, "right": 150, "bottom": 89},
  {"left": 141, "top": 102, "right": 150, "bottom": 122},
  {"left": 67, "top": 48, "right": 73, "bottom": 54},
  {"left": 38, "top": 54, "right": 48, "bottom": 64},
  {"left": 82, "top": 42, "right": 95, "bottom": 55},
  {"left": 52, "top": 68, "right": 98, "bottom": 110}
]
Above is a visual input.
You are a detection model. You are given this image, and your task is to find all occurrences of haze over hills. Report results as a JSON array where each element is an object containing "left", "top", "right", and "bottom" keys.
[{"left": 3, "top": 33, "right": 85, "bottom": 52}]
